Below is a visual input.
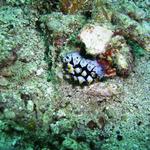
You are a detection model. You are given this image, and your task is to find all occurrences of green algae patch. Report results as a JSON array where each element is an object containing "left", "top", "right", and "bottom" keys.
[
  {"left": 0, "top": 7, "right": 28, "bottom": 66},
  {"left": 0, "top": 7, "right": 29, "bottom": 26},
  {"left": 0, "top": 1, "right": 150, "bottom": 150},
  {"left": 0, "top": 6, "right": 37, "bottom": 67},
  {"left": 6, "top": 0, "right": 36, "bottom": 6},
  {"left": 0, "top": 6, "right": 47, "bottom": 84},
  {"left": 40, "top": 12, "right": 86, "bottom": 35},
  {"left": 61, "top": 137, "right": 90, "bottom": 150},
  {"left": 0, "top": 31, "right": 17, "bottom": 67},
  {"left": 127, "top": 40, "right": 145, "bottom": 57}
]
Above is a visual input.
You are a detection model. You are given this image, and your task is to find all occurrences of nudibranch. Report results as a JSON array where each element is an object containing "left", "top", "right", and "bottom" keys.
[{"left": 62, "top": 51, "right": 104, "bottom": 85}]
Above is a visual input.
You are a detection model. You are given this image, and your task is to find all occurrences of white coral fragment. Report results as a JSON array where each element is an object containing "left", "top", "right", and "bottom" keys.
[{"left": 79, "top": 25, "right": 113, "bottom": 55}]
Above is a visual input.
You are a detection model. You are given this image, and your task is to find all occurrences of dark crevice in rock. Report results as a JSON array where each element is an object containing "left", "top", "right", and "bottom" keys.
[{"left": 0, "top": 44, "right": 22, "bottom": 69}]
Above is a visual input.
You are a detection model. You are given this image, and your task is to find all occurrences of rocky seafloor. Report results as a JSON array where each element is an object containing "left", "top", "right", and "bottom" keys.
[{"left": 0, "top": 0, "right": 150, "bottom": 150}]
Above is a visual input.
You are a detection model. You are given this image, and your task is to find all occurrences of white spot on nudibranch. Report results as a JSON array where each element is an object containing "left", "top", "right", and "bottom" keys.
[
  {"left": 87, "top": 61, "right": 95, "bottom": 71},
  {"left": 72, "top": 52, "right": 81, "bottom": 65},
  {"left": 91, "top": 71, "right": 96, "bottom": 78},
  {"left": 87, "top": 75, "right": 93, "bottom": 84},
  {"left": 81, "top": 70, "right": 87, "bottom": 77},
  {"left": 73, "top": 76, "right": 78, "bottom": 81},
  {"left": 78, "top": 76, "right": 86, "bottom": 84},
  {"left": 63, "top": 54, "right": 72, "bottom": 63},
  {"left": 80, "top": 58, "right": 87, "bottom": 67},
  {"left": 75, "top": 68, "right": 82, "bottom": 74}
]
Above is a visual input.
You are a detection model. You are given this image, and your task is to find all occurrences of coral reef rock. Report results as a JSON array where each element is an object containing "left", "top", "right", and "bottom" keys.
[
  {"left": 79, "top": 25, "right": 113, "bottom": 56},
  {"left": 110, "top": 35, "right": 134, "bottom": 77},
  {"left": 60, "top": 0, "right": 91, "bottom": 14},
  {"left": 84, "top": 81, "right": 122, "bottom": 97}
]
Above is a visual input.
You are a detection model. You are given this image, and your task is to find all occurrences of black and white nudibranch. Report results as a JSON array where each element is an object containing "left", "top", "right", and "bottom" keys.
[{"left": 62, "top": 51, "right": 104, "bottom": 85}]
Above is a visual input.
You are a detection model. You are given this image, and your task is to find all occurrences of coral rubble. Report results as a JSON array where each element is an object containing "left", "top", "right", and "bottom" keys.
[
  {"left": 0, "top": 0, "right": 150, "bottom": 150},
  {"left": 79, "top": 25, "right": 113, "bottom": 56}
]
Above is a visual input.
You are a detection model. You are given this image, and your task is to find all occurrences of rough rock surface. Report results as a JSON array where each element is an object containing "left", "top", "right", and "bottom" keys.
[
  {"left": 79, "top": 25, "right": 113, "bottom": 56},
  {"left": 0, "top": 0, "right": 150, "bottom": 150}
]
